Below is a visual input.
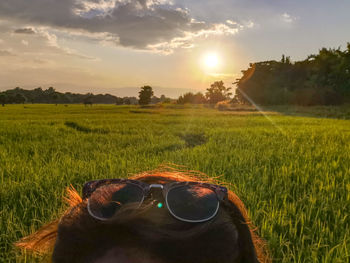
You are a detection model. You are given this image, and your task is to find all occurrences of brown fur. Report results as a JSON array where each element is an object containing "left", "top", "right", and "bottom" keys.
[{"left": 15, "top": 168, "right": 270, "bottom": 263}]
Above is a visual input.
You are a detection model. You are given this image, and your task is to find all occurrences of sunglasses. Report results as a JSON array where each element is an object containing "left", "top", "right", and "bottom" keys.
[{"left": 83, "top": 179, "right": 228, "bottom": 223}]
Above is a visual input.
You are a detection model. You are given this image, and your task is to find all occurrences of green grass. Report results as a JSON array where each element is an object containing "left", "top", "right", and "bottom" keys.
[
  {"left": 0, "top": 104, "right": 349, "bottom": 262},
  {"left": 263, "top": 104, "right": 350, "bottom": 120}
]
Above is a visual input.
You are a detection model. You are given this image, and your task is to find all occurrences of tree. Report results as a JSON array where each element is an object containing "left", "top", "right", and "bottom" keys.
[
  {"left": 159, "top": 95, "right": 171, "bottom": 103},
  {"left": 0, "top": 93, "right": 7, "bottom": 106},
  {"left": 123, "top": 98, "right": 131, "bottom": 105},
  {"left": 115, "top": 97, "right": 124, "bottom": 105},
  {"left": 52, "top": 93, "right": 59, "bottom": 105},
  {"left": 83, "top": 94, "right": 93, "bottom": 106},
  {"left": 0, "top": 87, "right": 123, "bottom": 104},
  {"left": 14, "top": 93, "right": 26, "bottom": 104},
  {"left": 205, "top": 81, "right": 232, "bottom": 104},
  {"left": 151, "top": 96, "right": 161, "bottom": 104},
  {"left": 123, "top": 97, "right": 138, "bottom": 105},
  {"left": 47, "top": 87, "right": 55, "bottom": 94},
  {"left": 138, "top": 86, "right": 153, "bottom": 105},
  {"left": 193, "top": 92, "right": 207, "bottom": 104},
  {"left": 177, "top": 92, "right": 206, "bottom": 104},
  {"left": 235, "top": 44, "right": 350, "bottom": 105}
]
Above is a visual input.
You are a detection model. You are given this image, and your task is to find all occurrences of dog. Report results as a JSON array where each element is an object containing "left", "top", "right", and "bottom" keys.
[{"left": 16, "top": 170, "right": 269, "bottom": 263}]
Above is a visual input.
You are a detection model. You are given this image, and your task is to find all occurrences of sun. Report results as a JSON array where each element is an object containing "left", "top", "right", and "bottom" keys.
[{"left": 204, "top": 53, "right": 219, "bottom": 68}]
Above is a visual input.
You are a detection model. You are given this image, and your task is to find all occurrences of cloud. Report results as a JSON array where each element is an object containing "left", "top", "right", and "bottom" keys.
[
  {"left": 0, "top": 49, "right": 15, "bottom": 56},
  {"left": 36, "top": 28, "right": 97, "bottom": 59},
  {"left": 64, "top": 47, "right": 97, "bottom": 60},
  {"left": 245, "top": 20, "right": 255, "bottom": 29},
  {"left": 0, "top": 0, "right": 246, "bottom": 52},
  {"left": 281, "top": 13, "right": 297, "bottom": 23},
  {"left": 0, "top": 21, "right": 96, "bottom": 61},
  {"left": 147, "top": 21, "right": 242, "bottom": 54},
  {"left": 37, "top": 29, "right": 60, "bottom": 48},
  {"left": 14, "top": 27, "right": 36, "bottom": 34}
]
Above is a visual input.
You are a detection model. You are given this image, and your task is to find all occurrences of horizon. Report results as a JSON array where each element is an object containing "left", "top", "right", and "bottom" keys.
[
  {"left": 1, "top": 0, "right": 350, "bottom": 97},
  {"left": 1, "top": 85, "right": 208, "bottom": 99},
  {"left": 0, "top": 84, "right": 198, "bottom": 98}
]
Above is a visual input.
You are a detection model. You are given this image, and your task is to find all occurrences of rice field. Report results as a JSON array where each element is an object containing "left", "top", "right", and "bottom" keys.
[{"left": 0, "top": 104, "right": 349, "bottom": 262}]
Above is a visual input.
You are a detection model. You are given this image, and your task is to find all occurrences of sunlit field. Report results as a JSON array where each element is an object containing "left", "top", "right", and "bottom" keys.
[{"left": 0, "top": 104, "right": 349, "bottom": 262}]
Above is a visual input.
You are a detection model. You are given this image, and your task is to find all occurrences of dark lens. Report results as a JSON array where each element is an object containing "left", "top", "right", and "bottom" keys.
[
  {"left": 166, "top": 185, "right": 219, "bottom": 222},
  {"left": 88, "top": 183, "right": 144, "bottom": 220}
]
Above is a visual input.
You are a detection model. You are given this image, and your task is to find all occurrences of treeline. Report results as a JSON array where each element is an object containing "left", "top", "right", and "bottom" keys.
[
  {"left": 0, "top": 87, "right": 170, "bottom": 106},
  {"left": 177, "top": 81, "right": 232, "bottom": 105},
  {"left": 3, "top": 43, "right": 349, "bottom": 107},
  {"left": 234, "top": 44, "right": 350, "bottom": 105}
]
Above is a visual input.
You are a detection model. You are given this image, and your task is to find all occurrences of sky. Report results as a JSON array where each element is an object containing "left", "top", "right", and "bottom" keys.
[{"left": 0, "top": 0, "right": 350, "bottom": 97}]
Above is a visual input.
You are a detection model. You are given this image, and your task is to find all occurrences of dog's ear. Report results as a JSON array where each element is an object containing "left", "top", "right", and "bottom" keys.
[
  {"left": 14, "top": 219, "right": 59, "bottom": 255},
  {"left": 224, "top": 191, "right": 269, "bottom": 263}
]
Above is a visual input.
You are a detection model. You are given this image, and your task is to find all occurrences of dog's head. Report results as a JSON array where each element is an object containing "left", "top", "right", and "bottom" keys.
[{"left": 16, "top": 171, "right": 269, "bottom": 263}]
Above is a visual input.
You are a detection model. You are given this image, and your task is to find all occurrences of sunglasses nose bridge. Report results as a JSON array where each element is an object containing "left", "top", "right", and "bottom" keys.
[
  {"left": 149, "top": 184, "right": 164, "bottom": 189},
  {"left": 146, "top": 184, "right": 166, "bottom": 199}
]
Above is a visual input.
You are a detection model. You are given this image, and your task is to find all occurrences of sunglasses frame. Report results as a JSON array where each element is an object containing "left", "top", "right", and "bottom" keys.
[{"left": 83, "top": 179, "right": 228, "bottom": 223}]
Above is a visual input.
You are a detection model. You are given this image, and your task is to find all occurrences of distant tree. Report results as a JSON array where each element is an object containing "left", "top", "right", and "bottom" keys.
[
  {"left": 123, "top": 97, "right": 138, "bottom": 105},
  {"left": 151, "top": 96, "right": 161, "bottom": 104},
  {"left": 46, "top": 87, "right": 55, "bottom": 94},
  {"left": 115, "top": 97, "right": 124, "bottom": 105},
  {"left": 193, "top": 92, "right": 207, "bottom": 104},
  {"left": 83, "top": 94, "right": 93, "bottom": 106},
  {"left": 138, "top": 86, "right": 153, "bottom": 105},
  {"left": 14, "top": 93, "right": 26, "bottom": 104},
  {"left": 0, "top": 93, "right": 7, "bottom": 106},
  {"left": 34, "top": 87, "right": 43, "bottom": 92},
  {"left": 183, "top": 93, "right": 195, "bottom": 104},
  {"left": 123, "top": 98, "right": 131, "bottom": 105},
  {"left": 177, "top": 95, "right": 184, "bottom": 104},
  {"left": 230, "top": 96, "right": 240, "bottom": 104},
  {"left": 205, "top": 81, "right": 232, "bottom": 104},
  {"left": 177, "top": 92, "right": 206, "bottom": 104},
  {"left": 0, "top": 87, "right": 123, "bottom": 104},
  {"left": 159, "top": 94, "right": 171, "bottom": 103},
  {"left": 52, "top": 93, "right": 59, "bottom": 105},
  {"left": 285, "top": 56, "right": 291, "bottom": 65}
]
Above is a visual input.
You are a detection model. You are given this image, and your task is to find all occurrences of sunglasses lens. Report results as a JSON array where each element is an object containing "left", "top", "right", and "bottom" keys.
[
  {"left": 166, "top": 185, "right": 219, "bottom": 222},
  {"left": 88, "top": 183, "right": 144, "bottom": 220}
]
